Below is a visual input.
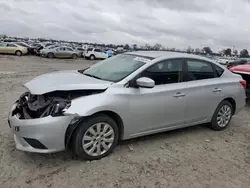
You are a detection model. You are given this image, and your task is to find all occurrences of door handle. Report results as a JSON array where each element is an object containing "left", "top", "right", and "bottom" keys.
[
  {"left": 213, "top": 88, "right": 222, "bottom": 92},
  {"left": 173, "top": 92, "right": 186, "bottom": 98}
]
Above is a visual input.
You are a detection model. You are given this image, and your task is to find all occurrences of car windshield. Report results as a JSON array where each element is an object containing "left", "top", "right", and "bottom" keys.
[{"left": 80, "top": 54, "right": 152, "bottom": 82}]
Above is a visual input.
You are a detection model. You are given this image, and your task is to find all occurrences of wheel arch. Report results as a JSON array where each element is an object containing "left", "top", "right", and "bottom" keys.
[
  {"left": 15, "top": 50, "right": 22, "bottom": 55},
  {"left": 222, "top": 97, "right": 236, "bottom": 114},
  {"left": 65, "top": 110, "right": 124, "bottom": 148}
]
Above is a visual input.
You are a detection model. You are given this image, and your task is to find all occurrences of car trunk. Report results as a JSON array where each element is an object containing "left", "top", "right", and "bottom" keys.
[{"left": 233, "top": 72, "right": 250, "bottom": 97}]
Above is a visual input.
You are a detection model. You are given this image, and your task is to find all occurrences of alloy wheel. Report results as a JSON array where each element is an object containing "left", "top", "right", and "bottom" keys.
[
  {"left": 82, "top": 123, "right": 114, "bottom": 157},
  {"left": 217, "top": 105, "right": 232, "bottom": 127},
  {"left": 16, "top": 51, "right": 21, "bottom": 56}
]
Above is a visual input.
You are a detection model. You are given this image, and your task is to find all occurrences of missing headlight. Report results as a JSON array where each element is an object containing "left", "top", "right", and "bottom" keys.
[{"left": 51, "top": 100, "right": 71, "bottom": 117}]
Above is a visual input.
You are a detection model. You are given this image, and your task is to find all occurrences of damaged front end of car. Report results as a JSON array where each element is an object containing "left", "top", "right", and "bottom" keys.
[
  {"left": 12, "top": 90, "right": 103, "bottom": 119},
  {"left": 8, "top": 89, "right": 105, "bottom": 153}
]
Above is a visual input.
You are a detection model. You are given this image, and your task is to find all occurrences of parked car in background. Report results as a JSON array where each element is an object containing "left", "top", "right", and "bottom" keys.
[
  {"left": 0, "top": 43, "right": 28, "bottom": 56},
  {"left": 73, "top": 47, "right": 85, "bottom": 57},
  {"left": 216, "top": 58, "right": 230, "bottom": 65},
  {"left": 39, "top": 45, "right": 59, "bottom": 56},
  {"left": 105, "top": 49, "right": 113, "bottom": 57},
  {"left": 8, "top": 51, "right": 245, "bottom": 160},
  {"left": 229, "top": 64, "right": 250, "bottom": 98},
  {"left": 16, "top": 42, "right": 37, "bottom": 55},
  {"left": 41, "top": 46, "right": 78, "bottom": 59},
  {"left": 85, "top": 48, "right": 108, "bottom": 60},
  {"left": 29, "top": 43, "right": 44, "bottom": 55},
  {"left": 227, "top": 59, "right": 249, "bottom": 69}
]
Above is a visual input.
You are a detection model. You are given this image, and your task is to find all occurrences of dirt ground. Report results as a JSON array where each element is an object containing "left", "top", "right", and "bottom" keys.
[{"left": 0, "top": 55, "right": 250, "bottom": 188}]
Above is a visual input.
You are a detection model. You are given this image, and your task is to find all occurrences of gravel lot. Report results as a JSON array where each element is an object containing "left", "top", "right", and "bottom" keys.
[{"left": 0, "top": 56, "right": 250, "bottom": 188}]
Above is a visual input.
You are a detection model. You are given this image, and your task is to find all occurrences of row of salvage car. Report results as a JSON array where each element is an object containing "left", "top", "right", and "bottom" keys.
[{"left": 0, "top": 42, "right": 113, "bottom": 60}]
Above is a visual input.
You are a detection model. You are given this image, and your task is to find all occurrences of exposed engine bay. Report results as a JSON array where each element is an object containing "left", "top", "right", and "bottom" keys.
[{"left": 12, "top": 90, "right": 104, "bottom": 119}]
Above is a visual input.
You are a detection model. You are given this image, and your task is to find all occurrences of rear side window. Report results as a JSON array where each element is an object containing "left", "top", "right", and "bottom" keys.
[
  {"left": 7, "top": 44, "right": 17, "bottom": 47},
  {"left": 87, "top": 48, "right": 93, "bottom": 51},
  {"left": 186, "top": 60, "right": 214, "bottom": 81},
  {"left": 94, "top": 49, "right": 101, "bottom": 52},
  {"left": 214, "top": 65, "right": 224, "bottom": 77}
]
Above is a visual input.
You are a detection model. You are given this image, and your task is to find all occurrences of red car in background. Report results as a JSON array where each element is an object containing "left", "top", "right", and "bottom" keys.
[{"left": 228, "top": 64, "right": 250, "bottom": 98}]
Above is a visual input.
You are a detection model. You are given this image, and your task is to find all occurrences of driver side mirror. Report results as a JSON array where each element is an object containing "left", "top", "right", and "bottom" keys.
[{"left": 136, "top": 77, "right": 155, "bottom": 88}]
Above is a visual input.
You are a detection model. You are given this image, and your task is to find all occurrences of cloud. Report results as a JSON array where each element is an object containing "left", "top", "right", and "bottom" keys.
[{"left": 0, "top": 0, "right": 250, "bottom": 51}]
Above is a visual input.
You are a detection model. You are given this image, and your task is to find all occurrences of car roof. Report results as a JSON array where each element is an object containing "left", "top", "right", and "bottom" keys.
[{"left": 125, "top": 51, "right": 213, "bottom": 61}]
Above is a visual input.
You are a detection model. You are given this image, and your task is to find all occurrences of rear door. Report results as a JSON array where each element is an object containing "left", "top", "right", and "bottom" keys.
[
  {"left": 183, "top": 58, "right": 225, "bottom": 124},
  {"left": 0, "top": 43, "right": 7, "bottom": 54}
]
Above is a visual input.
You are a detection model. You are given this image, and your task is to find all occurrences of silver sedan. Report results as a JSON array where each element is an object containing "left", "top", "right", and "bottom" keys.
[{"left": 8, "top": 51, "right": 246, "bottom": 160}]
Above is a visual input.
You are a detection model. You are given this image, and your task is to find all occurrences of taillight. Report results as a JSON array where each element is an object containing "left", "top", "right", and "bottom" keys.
[{"left": 240, "top": 80, "right": 247, "bottom": 89}]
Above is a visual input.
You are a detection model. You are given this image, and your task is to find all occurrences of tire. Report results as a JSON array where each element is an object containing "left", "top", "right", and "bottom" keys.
[
  {"left": 209, "top": 100, "right": 233, "bottom": 131},
  {"left": 90, "top": 55, "right": 95, "bottom": 60},
  {"left": 15, "top": 50, "right": 22, "bottom": 56},
  {"left": 72, "top": 114, "right": 119, "bottom": 160},
  {"left": 47, "top": 52, "right": 54, "bottom": 58},
  {"left": 72, "top": 53, "right": 78, "bottom": 59}
]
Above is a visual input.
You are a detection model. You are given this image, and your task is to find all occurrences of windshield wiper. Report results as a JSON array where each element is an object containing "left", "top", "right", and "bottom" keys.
[{"left": 83, "top": 73, "right": 102, "bottom": 80}]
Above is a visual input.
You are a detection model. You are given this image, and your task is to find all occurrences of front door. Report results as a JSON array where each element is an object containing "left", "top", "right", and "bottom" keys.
[
  {"left": 126, "top": 58, "right": 187, "bottom": 137},
  {"left": 55, "top": 47, "right": 66, "bottom": 57},
  {"left": 94, "top": 49, "right": 102, "bottom": 58}
]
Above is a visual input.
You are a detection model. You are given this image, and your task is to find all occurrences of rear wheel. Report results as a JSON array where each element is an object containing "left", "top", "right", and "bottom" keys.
[
  {"left": 47, "top": 52, "right": 54, "bottom": 58},
  {"left": 15, "top": 50, "right": 22, "bottom": 56},
  {"left": 72, "top": 114, "right": 119, "bottom": 160},
  {"left": 209, "top": 100, "right": 233, "bottom": 131},
  {"left": 72, "top": 53, "right": 78, "bottom": 59},
  {"left": 90, "top": 55, "right": 95, "bottom": 60}
]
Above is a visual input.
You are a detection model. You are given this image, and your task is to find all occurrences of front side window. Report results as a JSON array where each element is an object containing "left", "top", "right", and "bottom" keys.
[
  {"left": 81, "top": 54, "right": 152, "bottom": 82},
  {"left": 186, "top": 59, "right": 214, "bottom": 81},
  {"left": 17, "top": 43, "right": 27, "bottom": 47},
  {"left": 59, "top": 47, "right": 66, "bottom": 51},
  {"left": 87, "top": 48, "right": 93, "bottom": 52},
  {"left": 67, "top": 48, "right": 73, "bottom": 51},
  {"left": 141, "top": 59, "right": 183, "bottom": 85},
  {"left": 7, "top": 44, "right": 17, "bottom": 47}
]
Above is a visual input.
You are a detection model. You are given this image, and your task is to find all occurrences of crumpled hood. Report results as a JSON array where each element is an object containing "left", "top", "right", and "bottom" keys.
[{"left": 24, "top": 70, "right": 113, "bottom": 95}]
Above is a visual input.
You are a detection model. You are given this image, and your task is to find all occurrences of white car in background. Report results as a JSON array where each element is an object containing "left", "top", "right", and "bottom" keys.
[
  {"left": 85, "top": 48, "right": 108, "bottom": 60},
  {"left": 216, "top": 58, "right": 230, "bottom": 65}
]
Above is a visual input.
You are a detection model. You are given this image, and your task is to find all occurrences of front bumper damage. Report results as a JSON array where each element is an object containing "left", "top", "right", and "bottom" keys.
[{"left": 8, "top": 92, "right": 76, "bottom": 153}]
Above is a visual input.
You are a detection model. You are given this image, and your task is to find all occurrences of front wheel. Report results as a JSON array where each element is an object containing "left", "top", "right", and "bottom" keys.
[
  {"left": 72, "top": 114, "right": 119, "bottom": 160},
  {"left": 209, "top": 101, "right": 233, "bottom": 131},
  {"left": 15, "top": 50, "right": 22, "bottom": 56},
  {"left": 72, "top": 53, "right": 78, "bottom": 59},
  {"left": 90, "top": 55, "right": 95, "bottom": 60}
]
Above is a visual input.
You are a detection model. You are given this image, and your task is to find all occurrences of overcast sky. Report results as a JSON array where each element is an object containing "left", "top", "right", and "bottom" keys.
[{"left": 1, "top": 0, "right": 250, "bottom": 51}]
